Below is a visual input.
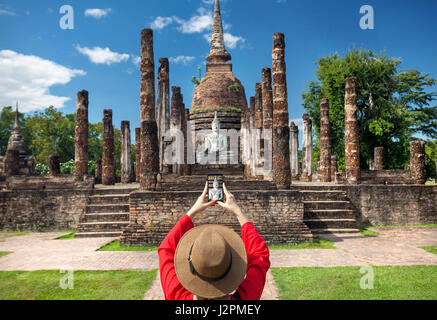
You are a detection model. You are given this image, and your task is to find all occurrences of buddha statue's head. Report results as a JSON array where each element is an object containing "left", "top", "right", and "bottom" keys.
[
  {"left": 212, "top": 111, "right": 220, "bottom": 134},
  {"left": 213, "top": 176, "right": 219, "bottom": 189}
]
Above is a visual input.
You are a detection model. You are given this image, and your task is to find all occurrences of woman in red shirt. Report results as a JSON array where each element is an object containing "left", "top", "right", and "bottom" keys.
[{"left": 158, "top": 182, "right": 271, "bottom": 300}]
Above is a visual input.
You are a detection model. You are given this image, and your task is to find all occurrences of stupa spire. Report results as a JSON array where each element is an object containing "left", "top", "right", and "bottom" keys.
[
  {"left": 206, "top": 0, "right": 231, "bottom": 63},
  {"left": 14, "top": 102, "right": 19, "bottom": 129}
]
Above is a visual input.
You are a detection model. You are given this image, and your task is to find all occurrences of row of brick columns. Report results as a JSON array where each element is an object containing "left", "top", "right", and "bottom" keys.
[{"left": 69, "top": 30, "right": 427, "bottom": 187}]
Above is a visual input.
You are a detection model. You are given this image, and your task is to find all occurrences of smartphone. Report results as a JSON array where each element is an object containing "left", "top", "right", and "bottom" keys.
[{"left": 207, "top": 174, "right": 224, "bottom": 202}]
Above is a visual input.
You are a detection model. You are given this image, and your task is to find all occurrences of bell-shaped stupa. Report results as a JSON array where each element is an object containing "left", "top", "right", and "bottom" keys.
[{"left": 190, "top": 0, "right": 248, "bottom": 131}]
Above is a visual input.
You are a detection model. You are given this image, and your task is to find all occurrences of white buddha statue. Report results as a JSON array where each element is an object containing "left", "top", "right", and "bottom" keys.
[
  {"left": 204, "top": 112, "right": 228, "bottom": 155},
  {"left": 208, "top": 176, "right": 223, "bottom": 201}
]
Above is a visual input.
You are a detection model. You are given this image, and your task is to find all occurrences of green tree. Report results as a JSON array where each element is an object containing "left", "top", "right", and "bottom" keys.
[{"left": 302, "top": 48, "right": 436, "bottom": 172}]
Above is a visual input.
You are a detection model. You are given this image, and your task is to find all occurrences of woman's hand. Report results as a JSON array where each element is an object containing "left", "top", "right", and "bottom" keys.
[
  {"left": 217, "top": 183, "right": 249, "bottom": 226},
  {"left": 187, "top": 182, "right": 216, "bottom": 220}
]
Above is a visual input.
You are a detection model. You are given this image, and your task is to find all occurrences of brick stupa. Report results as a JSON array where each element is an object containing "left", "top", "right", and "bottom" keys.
[{"left": 190, "top": 0, "right": 248, "bottom": 132}]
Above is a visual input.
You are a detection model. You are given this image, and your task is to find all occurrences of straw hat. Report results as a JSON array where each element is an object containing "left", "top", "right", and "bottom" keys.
[{"left": 174, "top": 224, "right": 247, "bottom": 299}]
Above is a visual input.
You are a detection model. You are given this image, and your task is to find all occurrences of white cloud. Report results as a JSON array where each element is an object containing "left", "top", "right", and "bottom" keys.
[
  {"left": 201, "top": 0, "right": 214, "bottom": 4},
  {"left": 224, "top": 33, "right": 245, "bottom": 49},
  {"left": 131, "top": 55, "right": 141, "bottom": 66},
  {"left": 76, "top": 45, "right": 130, "bottom": 65},
  {"left": 84, "top": 8, "right": 112, "bottom": 19},
  {"left": 151, "top": 16, "right": 173, "bottom": 30},
  {"left": 0, "top": 9, "right": 16, "bottom": 16},
  {"left": 169, "top": 56, "right": 196, "bottom": 65},
  {"left": 174, "top": 8, "right": 213, "bottom": 34},
  {"left": 0, "top": 50, "right": 85, "bottom": 112}
]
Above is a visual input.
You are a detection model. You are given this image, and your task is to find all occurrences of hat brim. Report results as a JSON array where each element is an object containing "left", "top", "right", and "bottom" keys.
[{"left": 174, "top": 224, "right": 247, "bottom": 299}]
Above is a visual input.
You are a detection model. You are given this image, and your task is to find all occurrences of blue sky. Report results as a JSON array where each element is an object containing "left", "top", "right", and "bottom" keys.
[{"left": 0, "top": 0, "right": 436, "bottom": 136}]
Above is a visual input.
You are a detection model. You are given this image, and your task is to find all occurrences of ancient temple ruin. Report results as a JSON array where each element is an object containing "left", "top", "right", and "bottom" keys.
[{"left": 0, "top": 0, "right": 435, "bottom": 243}]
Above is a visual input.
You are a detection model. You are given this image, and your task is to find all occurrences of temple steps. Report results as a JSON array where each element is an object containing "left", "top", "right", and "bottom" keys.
[
  {"left": 75, "top": 186, "right": 135, "bottom": 238},
  {"left": 300, "top": 187, "right": 359, "bottom": 235}
]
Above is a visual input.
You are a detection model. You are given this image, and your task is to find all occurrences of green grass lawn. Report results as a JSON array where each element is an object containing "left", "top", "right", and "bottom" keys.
[
  {"left": 272, "top": 266, "right": 437, "bottom": 300},
  {"left": 370, "top": 224, "right": 437, "bottom": 229},
  {"left": 357, "top": 226, "right": 380, "bottom": 237},
  {"left": 98, "top": 240, "right": 157, "bottom": 251},
  {"left": 269, "top": 237, "right": 335, "bottom": 250},
  {"left": 419, "top": 246, "right": 437, "bottom": 256},
  {"left": 0, "top": 252, "right": 12, "bottom": 259},
  {"left": 55, "top": 231, "right": 77, "bottom": 240},
  {"left": 0, "top": 270, "right": 157, "bottom": 300}
]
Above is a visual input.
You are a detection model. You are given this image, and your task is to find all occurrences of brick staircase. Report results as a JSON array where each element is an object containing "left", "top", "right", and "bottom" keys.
[
  {"left": 297, "top": 185, "right": 360, "bottom": 235},
  {"left": 75, "top": 186, "right": 138, "bottom": 238}
]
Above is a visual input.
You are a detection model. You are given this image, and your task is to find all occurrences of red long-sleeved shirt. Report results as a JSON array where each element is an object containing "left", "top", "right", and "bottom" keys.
[{"left": 158, "top": 214, "right": 271, "bottom": 300}]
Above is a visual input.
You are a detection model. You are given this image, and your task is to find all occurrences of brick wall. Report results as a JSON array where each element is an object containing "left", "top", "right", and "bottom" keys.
[
  {"left": 120, "top": 190, "right": 313, "bottom": 246},
  {"left": 346, "top": 185, "right": 437, "bottom": 226},
  {"left": 0, "top": 175, "right": 93, "bottom": 231}
]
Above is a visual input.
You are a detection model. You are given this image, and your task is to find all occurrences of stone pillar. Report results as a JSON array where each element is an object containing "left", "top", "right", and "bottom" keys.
[
  {"left": 374, "top": 147, "right": 384, "bottom": 171},
  {"left": 272, "top": 33, "right": 291, "bottom": 189},
  {"left": 319, "top": 98, "right": 331, "bottom": 182},
  {"left": 102, "top": 109, "right": 115, "bottom": 186},
  {"left": 255, "top": 83, "right": 263, "bottom": 130},
  {"left": 121, "top": 121, "right": 134, "bottom": 183},
  {"left": 95, "top": 159, "right": 102, "bottom": 184},
  {"left": 140, "top": 29, "right": 159, "bottom": 190},
  {"left": 48, "top": 155, "right": 60, "bottom": 175},
  {"left": 410, "top": 140, "right": 425, "bottom": 184},
  {"left": 344, "top": 77, "right": 360, "bottom": 184},
  {"left": 135, "top": 128, "right": 141, "bottom": 182},
  {"left": 330, "top": 155, "right": 338, "bottom": 182},
  {"left": 262, "top": 68, "right": 273, "bottom": 132},
  {"left": 75, "top": 90, "right": 89, "bottom": 176},
  {"left": 290, "top": 122, "right": 299, "bottom": 178},
  {"left": 262, "top": 68, "right": 273, "bottom": 181},
  {"left": 170, "top": 86, "right": 183, "bottom": 175},
  {"left": 157, "top": 58, "right": 170, "bottom": 173},
  {"left": 302, "top": 114, "right": 313, "bottom": 181},
  {"left": 182, "top": 108, "right": 191, "bottom": 176},
  {"left": 4, "top": 149, "right": 20, "bottom": 177},
  {"left": 241, "top": 109, "right": 251, "bottom": 179},
  {"left": 249, "top": 97, "right": 257, "bottom": 177}
]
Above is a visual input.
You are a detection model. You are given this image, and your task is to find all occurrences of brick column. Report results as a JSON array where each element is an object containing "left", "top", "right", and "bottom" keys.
[
  {"left": 102, "top": 109, "right": 115, "bottom": 186},
  {"left": 302, "top": 114, "right": 313, "bottom": 181},
  {"left": 157, "top": 58, "right": 170, "bottom": 173},
  {"left": 170, "top": 86, "right": 183, "bottom": 175},
  {"left": 255, "top": 83, "right": 263, "bottom": 130},
  {"left": 95, "top": 159, "right": 102, "bottom": 184},
  {"left": 410, "top": 140, "right": 425, "bottom": 184},
  {"left": 290, "top": 121, "right": 299, "bottom": 178},
  {"left": 249, "top": 97, "right": 257, "bottom": 177},
  {"left": 48, "top": 155, "right": 60, "bottom": 175},
  {"left": 75, "top": 90, "right": 89, "bottom": 176},
  {"left": 135, "top": 128, "right": 141, "bottom": 182},
  {"left": 272, "top": 32, "right": 291, "bottom": 189},
  {"left": 330, "top": 155, "right": 338, "bottom": 182},
  {"left": 182, "top": 108, "right": 191, "bottom": 176},
  {"left": 262, "top": 68, "right": 273, "bottom": 181},
  {"left": 140, "top": 29, "right": 159, "bottom": 190},
  {"left": 345, "top": 77, "right": 360, "bottom": 183},
  {"left": 319, "top": 98, "right": 332, "bottom": 182},
  {"left": 241, "top": 109, "right": 251, "bottom": 179},
  {"left": 374, "top": 147, "right": 384, "bottom": 171},
  {"left": 121, "top": 121, "right": 134, "bottom": 183}
]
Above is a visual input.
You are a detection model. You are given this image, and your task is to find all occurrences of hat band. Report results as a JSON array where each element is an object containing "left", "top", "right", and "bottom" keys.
[{"left": 188, "top": 244, "right": 233, "bottom": 282}]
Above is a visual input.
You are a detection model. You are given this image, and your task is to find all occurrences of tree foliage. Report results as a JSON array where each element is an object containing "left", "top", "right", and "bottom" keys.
[{"left": 302, "top": 48, "right": 436, "bottom": 172}]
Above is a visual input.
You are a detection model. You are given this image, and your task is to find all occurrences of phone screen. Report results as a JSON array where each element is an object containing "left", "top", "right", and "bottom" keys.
[{"left": 207, "top": 174, "right": 224, "bottom": 202}]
